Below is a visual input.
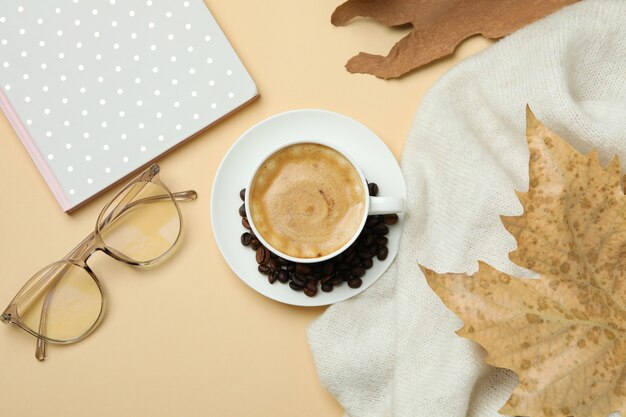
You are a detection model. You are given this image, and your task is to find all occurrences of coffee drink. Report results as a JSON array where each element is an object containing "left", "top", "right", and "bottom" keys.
[{"left": 249, "top": 143, "right": 365, "bottom": 259}]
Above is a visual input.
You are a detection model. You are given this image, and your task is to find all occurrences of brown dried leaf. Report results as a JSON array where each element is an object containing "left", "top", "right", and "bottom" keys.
[
  {"left": 332, "top": 0, "right": 577, "bottom": 79},
  {"left": 422, "top": 107, "right": 626, "bottom": 417}
]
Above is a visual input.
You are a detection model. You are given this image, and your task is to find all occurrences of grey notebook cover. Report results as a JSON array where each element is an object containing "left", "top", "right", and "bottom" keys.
[{"left": 0, "top": 0, "right": 258, "bottom": 211}]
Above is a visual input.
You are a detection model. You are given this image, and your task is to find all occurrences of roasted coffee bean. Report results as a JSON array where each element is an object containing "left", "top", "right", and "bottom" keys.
[
  {"left": 258, "top": 264, "right": 271, "bottom": 275},
  {"left": 377, "top": 246, "right": 389, "bottom": 261},
  {"left": 362, "top": 258, "right": 374, "bottom": 269},
  {"left": 337, "top": 263, "right": 350, "bottom": 272},
  {"left": 321, "top": 274, "right": 334, "bottom": 284},
  {"left": 289, "top": 281, "right": 303, "bottom": 291},
  {"left": 306, "top": 275, "right": 317, "bottom": 285},
  {"left": 268, "top": 271, "right": 278, "bottom": 284},
  {"left": 337, "top": 270, "right": 351, "bottom": 281},
  {"left": 369, "top": 244, "right": 378, "bottom": 256},
  {"left": 348, "top": 278, "right": 362, "bottom": 288},
  {"left": 331, "top": 276, "right": 343, "bottom": 286},
  {"left": 269, "top": 259, "right": 280, "bottom": 271},
  {"left": 269, "top": 252, "right": 277, "bottom": 260},
  {"left": 277, "top": 270, "right": 290, "bottom": 283},
  {"left": 372, "top": 224, "right": 389, "bottom": 235},
  {"left": 350, "top": 256, "right": 361, "bottom": 267},
  {"left": 304, "top": 284, "right": 317, "bottom": 297},
  {"left": 238, "top": 204, "right": 246, "bottom": 217},
  {"left": 321, "top": 262, "right": 335, "bottom": 275},
  {"left": 241, "top": 217, "right": 251, "bottom": 230},
  {"left": 240, "top": 188, "right": 246, "bottom": 201},
  {"left": 291, "top": 273, "right": 307, "bottom": 287},
  {"left": 344, "top": 251, "right": 357, "bottom": 264},
  {"left": 240, "top": 232, "right": 252, "bottom": 246},
  {"left": 277, "top": 257, "right": 291, "bottom": 266},
  {"left": 321, "top": 283, "right": 333, "bottom": 292},
  {"left": 383, "top": 214, "right": 399, "bottom": 225},
  {"left": 351, "top": 266, "right": 366, "bottom": 278},
  {"left": 256, "top": 247, "right": 270, "bottom": 264},
  {"left": 287, "top": 264, "right": 296, "bottom": 272},
  {"left": 358, "top": 250, "right": 372, "bottom": 260},
  {"left": 365, "top": 234, "right": 374, "bottom": 246},
  {"left": 375, "top": 236, "right": 388, "bottom": 246},
  {"left": 295, "top": 264, "right": 312, "bottom": 274},
  {"left": 366, "top": 217, "right": 380, "bottom": 228},
  {"left": 357, "top": 242, "right": 369, "bottom": 252},
  {"left": 250, "top": 239, "right": 261, "bottom": 250},
  {"left": 368, "top": 182, "right": 378, "bottom": 196}
]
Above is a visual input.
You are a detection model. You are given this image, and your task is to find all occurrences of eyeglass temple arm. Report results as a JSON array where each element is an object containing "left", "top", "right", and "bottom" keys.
[
  {"left": 32, "top": 190, "right": 196, "bottom": 361},
  {"left": 170, "top": 190, "right": 198, "bottom": 201},
  {"left": 98, "top": 190, "right": 197, "bottom": 231}
]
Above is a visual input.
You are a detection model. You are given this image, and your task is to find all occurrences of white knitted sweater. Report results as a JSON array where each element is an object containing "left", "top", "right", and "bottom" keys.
[{"left": 308, "top": 1, "right": 626, "bottom": 416}]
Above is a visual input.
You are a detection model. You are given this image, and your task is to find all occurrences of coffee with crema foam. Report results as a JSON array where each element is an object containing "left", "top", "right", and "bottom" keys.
[{"left": 249, "top": 143, "right": 366, "bottom": 259}]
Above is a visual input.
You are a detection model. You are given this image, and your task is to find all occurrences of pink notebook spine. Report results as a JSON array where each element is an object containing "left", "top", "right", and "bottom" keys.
[{"left": 0, "top": 88, "right": 72, "bottom": 211}]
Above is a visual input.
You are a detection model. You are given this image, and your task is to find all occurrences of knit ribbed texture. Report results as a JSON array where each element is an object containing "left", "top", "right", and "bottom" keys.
[{"left": 308, "top": 1, "right": 626, "bottom": 416}]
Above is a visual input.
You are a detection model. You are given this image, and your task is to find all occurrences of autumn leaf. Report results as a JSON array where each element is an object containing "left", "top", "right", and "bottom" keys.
[
  {"left": 332, "top": 0, "right": 577, "bottom": 79},
  {"left": 422, "top": 107, "right": 626, "bottom": 417}
]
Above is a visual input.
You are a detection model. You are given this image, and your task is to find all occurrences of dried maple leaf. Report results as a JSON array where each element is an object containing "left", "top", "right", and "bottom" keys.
[
  {"left": 332, "top": 0, "right": 577, "bottom": 79},
  {"left": 422, "top": 107, "right": 626, "bottom": 417}
]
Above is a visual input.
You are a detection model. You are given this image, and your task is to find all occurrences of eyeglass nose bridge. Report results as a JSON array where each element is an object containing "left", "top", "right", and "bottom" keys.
[{"left": 64, "top": 232, "right": 104, "bottom": 267}]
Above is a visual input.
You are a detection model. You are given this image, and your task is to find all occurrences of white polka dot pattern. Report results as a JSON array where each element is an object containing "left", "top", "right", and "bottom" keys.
[{"left": 0, "top": 0, "right": 257, "bottom": 210}]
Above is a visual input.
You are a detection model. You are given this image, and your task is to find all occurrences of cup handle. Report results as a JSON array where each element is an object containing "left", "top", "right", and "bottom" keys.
[{"left": 368, "top": 196, "right": 405, "bottom": 215}]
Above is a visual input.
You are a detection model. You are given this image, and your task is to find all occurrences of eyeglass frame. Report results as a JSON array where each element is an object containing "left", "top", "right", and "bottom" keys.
[{"left": 1, "top": 163, "right": 197, "bottom": 361}]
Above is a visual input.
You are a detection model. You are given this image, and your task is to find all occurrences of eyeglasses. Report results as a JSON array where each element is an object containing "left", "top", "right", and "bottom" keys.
[{"left": 1, "top": 164, "right": 197, "bottom": 361}]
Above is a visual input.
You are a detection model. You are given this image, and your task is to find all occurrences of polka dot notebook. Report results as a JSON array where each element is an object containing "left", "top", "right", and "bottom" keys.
[{"left": 0, "top": 0, "right": 258, "bottom": 211}]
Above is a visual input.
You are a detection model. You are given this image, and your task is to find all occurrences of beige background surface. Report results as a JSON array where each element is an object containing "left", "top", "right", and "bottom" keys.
[{"left": 0, "top": 1, "right": 491, "bottom": 416}]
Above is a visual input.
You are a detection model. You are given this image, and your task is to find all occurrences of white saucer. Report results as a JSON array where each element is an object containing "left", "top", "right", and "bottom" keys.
[{"left": 211, "top": 109, "right": 406, "bottom": 307}]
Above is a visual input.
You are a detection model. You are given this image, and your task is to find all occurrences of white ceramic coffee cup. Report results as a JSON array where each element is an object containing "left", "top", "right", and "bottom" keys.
[{"left": 245, "top": 140, "right": 405, "bottom": 263}]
